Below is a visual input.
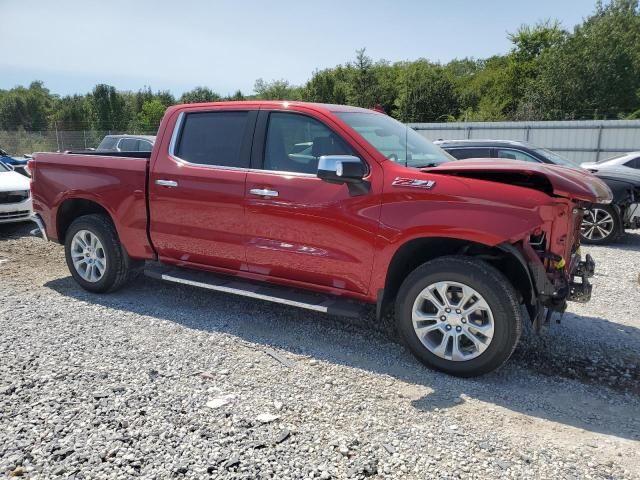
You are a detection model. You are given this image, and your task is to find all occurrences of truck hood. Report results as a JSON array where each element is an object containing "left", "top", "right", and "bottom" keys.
[{"left": 427, "top": 159, "right": 612, "bottom": 204}]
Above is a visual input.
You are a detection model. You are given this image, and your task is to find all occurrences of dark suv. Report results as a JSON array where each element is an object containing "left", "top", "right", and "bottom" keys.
[
  {"left": 435, "top": 139, "right": 639, "bottom": 245},
  {"left": 433, "top": 139, "right": 579, "bottom": 168}
]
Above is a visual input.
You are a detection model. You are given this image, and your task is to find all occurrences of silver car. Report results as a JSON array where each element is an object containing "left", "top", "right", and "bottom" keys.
[
  {"left": 96, "top": 135, "right": 155, "bottom": 153},
  {"left": 581, "top": 151, "right": 640, "bottom": 171}
]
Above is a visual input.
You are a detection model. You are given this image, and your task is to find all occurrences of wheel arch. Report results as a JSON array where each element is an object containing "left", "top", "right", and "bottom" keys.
[
  {"left": 379, "top": 236, "right": 535, "bottom": 319},
  {"left": 56, "top": 197, "right": 117, "bottom": 245}
]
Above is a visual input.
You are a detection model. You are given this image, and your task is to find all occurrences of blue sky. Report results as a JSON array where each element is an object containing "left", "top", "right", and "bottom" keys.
[{"left": 1, "top": 0, "right": 597, "bottom": 97}]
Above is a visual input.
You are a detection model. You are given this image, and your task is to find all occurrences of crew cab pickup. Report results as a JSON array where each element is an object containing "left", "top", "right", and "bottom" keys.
[{"left": 30, "top": 101, "right": 612, "bottom": 377}]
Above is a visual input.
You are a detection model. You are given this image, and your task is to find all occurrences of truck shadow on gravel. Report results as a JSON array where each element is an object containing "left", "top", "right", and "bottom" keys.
[{"left": 46, "top": 276, "right": 640, "bottom": 441}]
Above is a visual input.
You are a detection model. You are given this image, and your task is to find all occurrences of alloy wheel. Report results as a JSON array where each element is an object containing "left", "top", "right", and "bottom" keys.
[
  {"left": 581, "top": 208, "right": 614, "bottom": 241},
  {"left": 70, "top": 230, "right": 107, "bottom": 282},
  {"left": 411, "top": 281, "right": 494, "bottom": 362}
]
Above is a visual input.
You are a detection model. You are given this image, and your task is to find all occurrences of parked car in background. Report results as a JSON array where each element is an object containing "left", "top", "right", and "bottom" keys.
[
  {"left": 30, "top": 101, "right": 611, "bottom": 377},
  {"left": 436, "top": 139, "right": 638, "bottom": 245},
  {"left": 95, "top": 135, "right": 155, "bottom": 153},
  {"left": 433, "top": 139, "right": 580, "bottom": 168},
  {"left": 0, "top": 160, "right": 32, "bottom": 224},
  {"left": 0, "top": 147, "right": 31, "bottom": 177},
  {"left": 581, "top": 151, "right": 640, "bottom": 170}
]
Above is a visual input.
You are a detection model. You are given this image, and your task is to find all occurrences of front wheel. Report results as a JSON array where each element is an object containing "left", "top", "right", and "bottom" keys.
[
  {"left": 395, "top": 256, "right": 522, "bottom": 377},
  {"left": 580, "top": 205, "right": 620, "bottom": 245},
  {"left": 64, "top": 214, "right": 132, "bottom": 293}
]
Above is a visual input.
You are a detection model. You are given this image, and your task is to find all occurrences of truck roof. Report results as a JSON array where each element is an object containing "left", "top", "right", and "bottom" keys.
[{"left": 164, "top": 101, "right": 376, "bottom": 115}]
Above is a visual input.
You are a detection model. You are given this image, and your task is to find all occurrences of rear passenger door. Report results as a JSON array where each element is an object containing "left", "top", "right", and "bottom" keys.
[{"left": 149, "top": 108, "right": 258, "bottom": 270}]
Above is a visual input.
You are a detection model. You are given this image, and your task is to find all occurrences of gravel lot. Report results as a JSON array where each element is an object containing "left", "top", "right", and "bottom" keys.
[{"left": 1, "top": 222, "right": 639, "bottom": 479}]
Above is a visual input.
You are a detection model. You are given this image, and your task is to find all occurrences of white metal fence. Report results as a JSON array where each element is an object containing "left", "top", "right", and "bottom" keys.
[
  {"left": 3, "top": 120, "right": 640, "bottom": 164},
  {"left": 410, "top": 120, "right": 640, "bottom": 164}
]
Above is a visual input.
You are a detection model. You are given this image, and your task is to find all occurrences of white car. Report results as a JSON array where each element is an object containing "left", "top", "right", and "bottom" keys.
[
  {"left": 0, "top": 161, "right": 33, "bottom": 224},
  {"left": 581, "top": 151, "right": 640, "bottom": 170}
]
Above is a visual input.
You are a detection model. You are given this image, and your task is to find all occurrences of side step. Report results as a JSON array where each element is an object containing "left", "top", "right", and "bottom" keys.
[{"left": 144, "top": 263, "right": 367, "bottom": 318}]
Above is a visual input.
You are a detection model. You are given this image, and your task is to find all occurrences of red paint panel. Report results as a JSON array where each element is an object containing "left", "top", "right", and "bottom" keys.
[
  {"left": 244, "top": 171, "right": 381, "bottom": 294},
  {"left": 148, "top": 157, "right": 248, "bottom": 271},
  {"left": 30, "top": 152, "right": 153, "bottom": 259}
]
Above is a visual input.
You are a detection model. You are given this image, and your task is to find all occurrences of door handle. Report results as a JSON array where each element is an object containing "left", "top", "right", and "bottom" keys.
[
  {"left": 156, "top": 179, "right": 178, "bottom": 187},
  {"left": 249, "top": 188, "right": 279, "bottom": 197}
]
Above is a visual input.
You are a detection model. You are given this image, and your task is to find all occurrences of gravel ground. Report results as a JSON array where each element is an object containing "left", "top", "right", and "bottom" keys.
[{"left": 1, "top": 222, "right": 639, "bottom": 479}]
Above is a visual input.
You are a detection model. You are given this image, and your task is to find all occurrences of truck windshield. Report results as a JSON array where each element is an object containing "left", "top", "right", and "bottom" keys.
[
  {"left": 0, "top": 162, "right": 9, "bottom": 172},
  {"left": 336, "top": 112, "right": 453, "bottom": 168}
]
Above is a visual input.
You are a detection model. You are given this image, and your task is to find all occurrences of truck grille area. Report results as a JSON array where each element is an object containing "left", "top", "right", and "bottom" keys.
[{"left": 0, "top": 190, "right": 30, "bottom": 204}]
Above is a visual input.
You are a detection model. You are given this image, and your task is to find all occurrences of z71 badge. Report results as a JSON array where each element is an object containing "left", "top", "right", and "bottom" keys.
[{"left": 392, "top": 177, "right": 436, "bottom": 189}]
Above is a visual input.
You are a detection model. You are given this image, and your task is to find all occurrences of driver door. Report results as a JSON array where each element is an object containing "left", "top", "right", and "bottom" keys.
[{"left": 244, "top": 110, "right": 381, "bottom": 295}]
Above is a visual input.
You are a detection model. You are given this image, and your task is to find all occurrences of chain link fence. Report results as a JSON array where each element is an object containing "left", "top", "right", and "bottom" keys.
[{"left": 0, "top": 129, "right": 158, "bottom": 156}]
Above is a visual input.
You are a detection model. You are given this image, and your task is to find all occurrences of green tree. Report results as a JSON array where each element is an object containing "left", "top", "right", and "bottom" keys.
[
  {"left": 536, "top": 0, "right": 640, "bottom": 119},
  {"left": 180, "top": 86, "right": 221, "bottom": 104},
  {"left": 227, "top": 90, "right": 245, "bottom": 101},
  {"left": 0, "top": 81, "right": 54, "bottom": 131},
  {"left": 395, "top": 61, "right": 459, "bottom": 122},
  {"left": 88, "top": 84, "right": 128, "bottom": 131},
  {"left": 347, "top": 48, "right": 377, "bottom": 108},
  {"left": 134, "top": 99, "right": 166, "bottom": 133},
  {"left": 51, "top": 94, "right": 91, "bottom": 131},
  {"left": 254, "top": 78, "right": 302, "bottom": 100}
]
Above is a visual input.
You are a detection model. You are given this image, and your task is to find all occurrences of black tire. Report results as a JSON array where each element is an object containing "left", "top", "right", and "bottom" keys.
[
  {"left": 395, "top": 256, "right": 522, "bottom": 377},
  {"left": 580, "top": 204, "right": 621, "bottom": 245},
  {"left": 64, "top": 214, "right": 132, "bottom": 293}
]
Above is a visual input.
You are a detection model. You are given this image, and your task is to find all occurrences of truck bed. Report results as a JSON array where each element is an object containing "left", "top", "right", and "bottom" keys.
[{"left": 30, "top": 152, "right": 154, "bottom": 259}]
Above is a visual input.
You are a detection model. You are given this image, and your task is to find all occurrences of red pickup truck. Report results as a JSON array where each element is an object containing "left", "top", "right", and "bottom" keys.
[{"left": 30, "top": 101, "right": 611, "bottom": 377}]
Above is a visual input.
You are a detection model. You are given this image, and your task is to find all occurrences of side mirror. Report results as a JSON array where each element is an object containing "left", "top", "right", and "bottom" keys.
[{"left": 317, "top": 155, "right": 366, "bottom": 184}]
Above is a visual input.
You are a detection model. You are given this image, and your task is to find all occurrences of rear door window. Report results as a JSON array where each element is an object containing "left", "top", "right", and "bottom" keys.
[
  {"left": 175, "top": 111, "right": 250, "bottom": 168},
  {"left": 446, "top": 148, "right": 492, "bottom": 160}
]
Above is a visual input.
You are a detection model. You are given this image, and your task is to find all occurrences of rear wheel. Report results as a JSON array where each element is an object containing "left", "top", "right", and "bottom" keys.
[
  {"left": 581, "top": 205, "right": 620, "bottom": 245},
  {"left": 64, "top": 214, "right": 132, "bottom": 293},
  {"left": 395, "top": 256, "right": 522, "bottom": 377}
]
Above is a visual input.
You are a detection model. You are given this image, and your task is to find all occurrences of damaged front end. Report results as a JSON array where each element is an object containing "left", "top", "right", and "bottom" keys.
[
  {"left": 429, "top": 159, "right": 613, "bottom": 331},
  {"left": 514, "top": 201, "right": 598, "bottom": 331}
]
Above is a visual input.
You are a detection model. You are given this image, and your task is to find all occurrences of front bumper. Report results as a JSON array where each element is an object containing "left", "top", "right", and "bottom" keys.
[{"left": 567, "top": 253, "right": 595, "bottom": 303}]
